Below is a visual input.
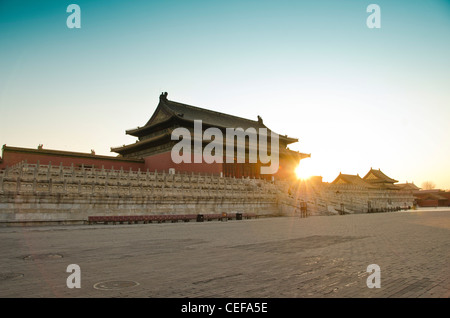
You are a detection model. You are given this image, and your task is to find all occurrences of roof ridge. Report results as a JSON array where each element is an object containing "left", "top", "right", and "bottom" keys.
[
  {"left": 341, "top": 173, "right": 362, "bottom": 178},
  {"left": 126, "top": 93, "right": 299, "bottom": 143},
  {"left": 366, "top": 168, "right": 398, "bottom": 182},
  {"left": 3, "top": 145, "right": 144, "bottom": 162},
  {"left": 164, "top": 99, "right": 264, "bottom": 126}
]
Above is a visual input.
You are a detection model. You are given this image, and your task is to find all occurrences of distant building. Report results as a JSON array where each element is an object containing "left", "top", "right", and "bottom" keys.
[
  {"left": 331, "top": 169, "right": 401, "bottom": 190},
  {"left": 331, "top": 173, "right": 376, "bottom": 188},
  {"left": 331, "top": 169, "right": 418, "bottom": 191},
  {"left": 302, "top": 169, "right": 415, "bottom": 213},
  {"left": 0, "top": 145, "right": 144, "bottom": 171},
  {"left": 414, "top": 189, "right": 450, "bottom": 207},
  {"left": 396, "top": 182, "right": 421, "bottom": 192},
  {"left": 362, "top": 168, "right": 399, "bottom": 190}
]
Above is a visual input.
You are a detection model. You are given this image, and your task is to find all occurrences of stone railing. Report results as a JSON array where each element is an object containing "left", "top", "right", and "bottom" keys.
[
  {"left": 0, "top": 161, "right": 416, "bottom": 224},
  {"left": 306, "top": 183, "right": 414, "bottom": 214},
  {"left": 0, "top": 161, "right": 283, "bottom": 224},
  {"left": 279, "top": 182, "right": 415, "bottom": 215},
  {"left": 0, "top": 161, "right": 280, "bottom": 200}
]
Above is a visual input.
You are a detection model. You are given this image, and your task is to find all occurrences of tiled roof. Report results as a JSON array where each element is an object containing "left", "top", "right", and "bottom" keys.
[
  {"left": 127, "top": 93, "right": 298, "bottom": 144},
  {"left": 163, "top": 99, "right": 267, "bottom": 131},
  {"left": 396, "top": 182, "right": 420, "bottom": 190},
  {"left": 331, "top": 173, "right": 375, "bottom": 188},
  {"left": 363, "top": 168, "right": 398, "bottom": 184},
  {"left": 415, "top": 192, "right": 448, "bottom": 201},
  {"left": 110, "top": 130, "right": 173, "bottom": 153},
  {"left": 2, "top": 145, "right": 144, "bottom": 162}
]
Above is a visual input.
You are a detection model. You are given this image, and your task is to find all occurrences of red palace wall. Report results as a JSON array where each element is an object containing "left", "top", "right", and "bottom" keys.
[
  {"left": 0, "top": 148, "right": 145, "bottom": 171},
  {"left": 144, "top": 151, "right": 223, "bottom": 175},
  {"left": 417, "top": 200, "right": 439, "bottom": 207},
  {"left": 1, "top": 147, "right": 300, "bottom": 180},
  {"left": 143, "top": 151, "right": 299, "bottom": 180}
]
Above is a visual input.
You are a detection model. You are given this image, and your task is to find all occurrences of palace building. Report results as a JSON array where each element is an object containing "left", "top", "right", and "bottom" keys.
[
  {"left": 111, "top": 92, "right": 310, "bottom": 179},
  {"left": 331, "top": 168, "right": 413, "bottom": 191},
  {"left": 0, "top": 93, "right": 310, "bottom": 180}
]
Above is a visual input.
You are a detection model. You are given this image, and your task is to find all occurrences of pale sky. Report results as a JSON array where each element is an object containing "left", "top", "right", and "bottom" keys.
[{"left": 1, "top": 0, "right": 449, "bottom": 189}]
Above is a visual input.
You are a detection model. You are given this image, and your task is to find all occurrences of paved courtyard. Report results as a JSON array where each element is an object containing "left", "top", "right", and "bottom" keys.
[{"left": 0, "top": 208, "right": 449, "bottom": 298}]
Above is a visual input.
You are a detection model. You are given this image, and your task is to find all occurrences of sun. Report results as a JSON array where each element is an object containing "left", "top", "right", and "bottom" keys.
[{"left": 295, "top": 160, "right": 313, "bottom": 180}]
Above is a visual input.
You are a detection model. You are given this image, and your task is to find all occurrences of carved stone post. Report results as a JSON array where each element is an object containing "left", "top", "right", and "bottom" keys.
[
  {"left": 18, "top": 162, "right": 23, "bottom": 179},
  {"left": 16, "top": 176, "right": 21, "bottom": 194},
  {"left": 82, "top": 165, "right": 86, "bottom": 182},
  {"left": 47, "top": 162, "right": 51, "bottom": 180},
  {"left": 31, "top": 178, "right": 36, "bottom": 194},
  {"left": 171, "top": 173, "right": 175, "bottom": 195}
]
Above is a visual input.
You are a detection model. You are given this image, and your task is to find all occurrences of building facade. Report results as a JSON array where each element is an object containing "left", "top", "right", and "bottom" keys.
[{"left": 111, "top": 92, "right": 310, "bottom": 180}]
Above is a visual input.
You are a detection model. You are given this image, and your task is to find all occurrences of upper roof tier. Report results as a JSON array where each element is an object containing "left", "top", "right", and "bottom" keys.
[
  {"left": 125, "top": 92, "right": 299, "bottom": 144},
  {"left": 362, "top": 168, "right": 399, "bottom": 184}
]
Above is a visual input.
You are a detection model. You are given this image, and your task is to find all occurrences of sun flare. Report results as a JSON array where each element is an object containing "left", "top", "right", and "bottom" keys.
[{"left": 295, "top": 161, "right": 313, "bottom": 180}]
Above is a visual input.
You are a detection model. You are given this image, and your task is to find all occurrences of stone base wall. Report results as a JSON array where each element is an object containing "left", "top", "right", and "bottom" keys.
[
  {"left": 0, "top": 194, "right": 279, "bottom": 224},
  {"left": 284, "top": 182, "right": 415, "bottom": 216},
  {"left": 0, "top": 162, "right": 281, "bottom": 225},
  {"left": 0, "top": 162, "right": 416, "bottom": 225}
]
